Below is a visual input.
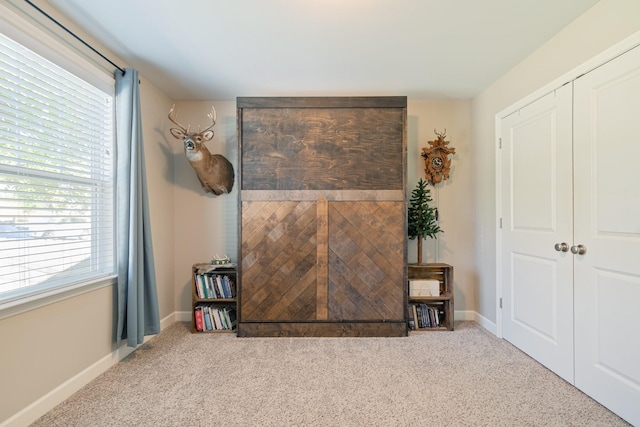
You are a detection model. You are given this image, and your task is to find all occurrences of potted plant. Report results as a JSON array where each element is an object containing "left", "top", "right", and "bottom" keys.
[{"left": 408, "top": 178, "right": 442, "bottom": 265}]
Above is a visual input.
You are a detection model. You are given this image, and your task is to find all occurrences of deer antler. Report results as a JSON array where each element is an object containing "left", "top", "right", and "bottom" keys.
[
  {"left": 201, "top": 106, "right": 217, "bottom": 133},
  {"left": 434, "top": 128, "right": 447, "bottom": 139},
  {"left": 169, "top": 105, "right": 217, "bottom": 133},
  {"left": 168, "top": 105, "right": 189, "bottom": 132}
]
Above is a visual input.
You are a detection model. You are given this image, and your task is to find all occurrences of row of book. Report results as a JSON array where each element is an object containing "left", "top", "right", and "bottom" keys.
[
  {"left": 408, "top": 303, "right": 444, "bottom": 329},
  {"left": 194, "top": 304, "right": 237, "bottom": 332},
  {"left": 194, "top": 273, "right": 236, "bottom": 299}
]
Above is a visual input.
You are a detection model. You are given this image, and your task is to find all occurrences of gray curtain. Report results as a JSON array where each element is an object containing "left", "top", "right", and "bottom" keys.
[{"left": 115, "top": 68, "right": 160, "bottom": 347}]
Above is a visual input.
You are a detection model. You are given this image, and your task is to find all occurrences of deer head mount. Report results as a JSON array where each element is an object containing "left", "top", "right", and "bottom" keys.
[{"left": 168, "top": 105, "right": 234, "bottom": 195}]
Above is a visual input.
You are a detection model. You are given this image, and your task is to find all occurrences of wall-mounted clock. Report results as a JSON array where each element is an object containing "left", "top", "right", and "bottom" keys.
[{"left": 421, "top": 129, "right": 456, "bottom": 184}]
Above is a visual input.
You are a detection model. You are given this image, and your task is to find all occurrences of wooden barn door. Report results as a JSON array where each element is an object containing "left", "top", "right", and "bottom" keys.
[
  {"left": 237, "top": 97, "right": 407, "bottom": 337},
  {"left": 240, "top": 200, "right": 319, "bottom": 322},
  {"left": 240, "top": 200, "right": 405, "bottom": 325},
  {"left": 328, "top": 201, "right": 405, "bottom": 321}
]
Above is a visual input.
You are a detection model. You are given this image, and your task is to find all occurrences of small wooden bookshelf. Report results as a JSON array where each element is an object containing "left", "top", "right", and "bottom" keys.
[
  {"left": 191, "top": 263, "right": 237, "bottom": 333},
  {"left": 407, "top": 263, "right": 454, "bottom": 331}
]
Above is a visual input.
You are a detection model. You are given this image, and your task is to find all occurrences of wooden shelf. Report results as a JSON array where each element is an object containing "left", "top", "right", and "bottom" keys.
[
  {"left": 408, "top": 263, "right": 454, "bottom": 331},
  {"left": 409, "top": 292, "right": 453, "bottom": 303},
  {"left": 191, "top": 263, "right": 237, "bottom": 333},
  {"left": 194, "top": 298, "right": 237, "bottom": 303}
]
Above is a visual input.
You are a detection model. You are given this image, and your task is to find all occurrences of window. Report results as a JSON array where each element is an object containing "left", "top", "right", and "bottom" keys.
[{"left": 0, "top": 31, "right": 115, "bottom": 304}]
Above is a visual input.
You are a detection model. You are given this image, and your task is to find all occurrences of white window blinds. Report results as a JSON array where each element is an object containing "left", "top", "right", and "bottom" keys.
[{"left": 0, "top": 31, "right": 115, "bottom": 301}]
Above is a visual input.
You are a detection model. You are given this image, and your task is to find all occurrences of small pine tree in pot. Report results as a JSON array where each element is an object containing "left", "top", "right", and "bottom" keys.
[{"left": 408, "top": 178, "right": 442, "bottom": 265}]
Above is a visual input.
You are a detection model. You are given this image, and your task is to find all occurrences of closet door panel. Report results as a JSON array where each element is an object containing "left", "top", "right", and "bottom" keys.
[
  {"left": 573, "top": 45, "right": 640, "bottom": 426},
  {"left": 500, "top": 86, "right": 574, "bottom": 383}
]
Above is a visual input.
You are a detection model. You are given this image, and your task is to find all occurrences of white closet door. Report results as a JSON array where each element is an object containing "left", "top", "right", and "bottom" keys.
[
  {"left": 573, "top": 45, "right": 640, "bottom": 426},
  {"left": 500, "top": 85, "right": 574, "bottom": 383}
]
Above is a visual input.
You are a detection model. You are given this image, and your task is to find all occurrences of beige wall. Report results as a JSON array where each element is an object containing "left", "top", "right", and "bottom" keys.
[
  {"left": 170, "top": 99, "right": 474, "bottom": 315},
  {"left": 0, "top": 2, "right": 176, "bottom": 425},
  {"left": 140, "top": 79, "right": 176, "bottom": 322},
  {"left": 0, "top": 285, "right": 115, "bottom": 424},
  {"left": 171, "top": 101, "right": 238, "bottom": 313},
  {"left": 407, "top": 100, "right": 473, "bottom": 314},
  {"left": 472, "top": 0, "right": 640, "bottom": 326}
]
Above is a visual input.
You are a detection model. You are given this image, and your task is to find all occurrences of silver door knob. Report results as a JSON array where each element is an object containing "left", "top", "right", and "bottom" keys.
[
  {"left": 554, "top": 242, "right": 569, "bottom": 252},
  {"left": 570, "top": 244, "right": 587, "bottom": 255}
]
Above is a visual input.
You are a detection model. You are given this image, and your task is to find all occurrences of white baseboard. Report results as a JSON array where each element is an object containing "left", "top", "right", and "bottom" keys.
[
  {"left": 453, "top": 310, "right": 497, "bottom": 336},
  {"left": 1, "top": 313, "right": 177, "bottom": 427},
  {"left": 474, "top": 312, "right": 497, "bottom": 336}
]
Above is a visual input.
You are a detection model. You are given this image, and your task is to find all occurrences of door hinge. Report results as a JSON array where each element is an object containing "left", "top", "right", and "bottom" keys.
[
  {"left": 498, "top": 138, "right": 502, "bottom": 149},
  {"left": 499, "top": 298, "right": 503, "bottom": 309},
  {"left": 499, "top": 218, "right": 503, "bottom": 229}
]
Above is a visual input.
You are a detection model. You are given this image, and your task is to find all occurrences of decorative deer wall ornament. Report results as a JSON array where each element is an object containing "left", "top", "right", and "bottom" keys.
[{"left": 168, "top": 105, "right": 234, "bottom": 195}]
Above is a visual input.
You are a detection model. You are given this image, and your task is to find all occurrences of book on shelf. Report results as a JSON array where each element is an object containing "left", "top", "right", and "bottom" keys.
[
  {"left": 204, "top": 275, "right": 212, "bottom": 298},
  {"left": 221, "top": 275, "right": 234, "bottom": 298},
  {"left": 208, "top": 275, "right": 219, "bottom": 298},
  {"left": 194, "top": 274, "right": 204, "bottom": 299},
  {"left": 224, "top": 307, "right": 236, "bottom": 329},
  {"left": 194, "top": 303, "right": 237, "bottom": 332},
  {"left": 414, "top": 304, "right": 422, "bottom": 328},
  {"left": 194, "top": 273, "right": 237, "bottom": 299},
  {"left": 194, "top": 306, "right": 204, "bottom": 331},
  {"left": 202, "top": 305, "right": 213, "bottom": 331},
  {"left": 214, "top": 307, "right": 225, "bottom": 329},
  {"left": 421, "top": 304, "right": 431, "bottom": 328},
  {"left": 411, "top": 303, "right": 443, "bottom": 329},
  {"left": 204, "top": 275, "right": 213, "bottom": 298},
  {"left": 407, "top": 304, "right": 416, "bottom": 330},
  {"left": 215, "top": 275, "right": 225, "bottom": 299}
]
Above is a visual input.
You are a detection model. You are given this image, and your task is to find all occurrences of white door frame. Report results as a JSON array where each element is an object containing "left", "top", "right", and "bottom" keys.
[{"left": 494, "top": 30, "right": 640, "bottom": 339}]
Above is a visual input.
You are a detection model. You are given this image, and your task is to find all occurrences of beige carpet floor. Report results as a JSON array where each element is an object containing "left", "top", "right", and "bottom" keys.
[{"left": 32, "top": 321, "right": 629, "bottom": 426}]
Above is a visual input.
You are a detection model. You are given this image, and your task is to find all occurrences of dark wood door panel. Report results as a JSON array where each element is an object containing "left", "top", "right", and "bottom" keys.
[
  {"left": 241, "top": 200, "right": 316, "bottom": 260},
  {"left": 241, "top": 108, "right": 404, "bottom": 191},
  {"left": 241, "top": 201, "right": 318, "bottom": 321},
  {"left": 328, "top": 201, "right": 405, "bottom": 321}
]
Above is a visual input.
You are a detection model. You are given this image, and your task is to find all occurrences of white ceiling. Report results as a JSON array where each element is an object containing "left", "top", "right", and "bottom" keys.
[{"left": 46, "top": 0, "right": 599, "bottom": 101}]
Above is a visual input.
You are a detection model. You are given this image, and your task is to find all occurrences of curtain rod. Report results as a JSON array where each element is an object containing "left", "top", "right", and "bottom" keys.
[{"left": 23, "top": 0, "right": 125, "bottom": 75}]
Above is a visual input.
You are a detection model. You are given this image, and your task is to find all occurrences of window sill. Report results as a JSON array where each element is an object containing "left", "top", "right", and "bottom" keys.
[{"left": 0, "top": 275, "right": 117, "bottom": 321}]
